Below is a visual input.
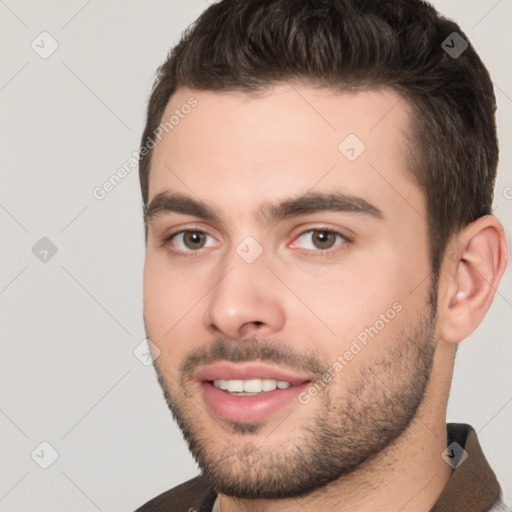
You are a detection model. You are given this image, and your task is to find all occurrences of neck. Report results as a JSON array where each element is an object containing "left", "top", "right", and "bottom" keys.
[{"left": 219, "top": 419, "right": 452, "bottom": 512}]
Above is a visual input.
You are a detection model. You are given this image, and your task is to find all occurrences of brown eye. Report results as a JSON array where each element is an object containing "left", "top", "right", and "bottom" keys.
[
  {"left": 167, "top": 230, "right": 218, "bottom": 253},
  {"left": 182, "top": 231, "right": 207, "bottom": 249},
  {"left": 293, "top": 229, "right": 348, "bottom": 252},
  {"left": 311, "top": 230, "right": 337, "bottom": 249}
]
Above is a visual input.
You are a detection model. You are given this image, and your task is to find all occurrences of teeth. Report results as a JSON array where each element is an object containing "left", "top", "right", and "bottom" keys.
[
  {"left": 244, "top": 379, "right": 262, "bottom": 392},
  {"left": 212, "top": 379, "right": 292, "bottom": 393},
  {"left": 213, "top": 379, "right": 229, "bottom": 390},
  {"left": 227, "top": 380, "right": 244, "bottom": 392},
  {"left": 262, "top": 379, "right": 277, "bottom": 391}
]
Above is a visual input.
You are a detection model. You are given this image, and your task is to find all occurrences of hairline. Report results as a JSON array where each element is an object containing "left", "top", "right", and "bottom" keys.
[{"left": 142, "top": 80, "right": 427, "bottom": 229}]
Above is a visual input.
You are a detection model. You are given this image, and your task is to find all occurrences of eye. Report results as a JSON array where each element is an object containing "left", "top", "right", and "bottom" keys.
[
  {"left": 165, "top": 230, "right": 218, "bottom": 253},
  {"left": 291, "top": 229, "right": 349, "bottom": 252}
]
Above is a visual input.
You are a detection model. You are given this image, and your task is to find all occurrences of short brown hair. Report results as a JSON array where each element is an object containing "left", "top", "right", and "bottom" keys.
[{"left": 139, "top": 0, "right": 498, "bottom": 279}]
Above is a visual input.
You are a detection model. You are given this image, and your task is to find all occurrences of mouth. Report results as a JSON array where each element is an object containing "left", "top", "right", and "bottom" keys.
[
  {"left": 212, "top": 378, "right": 295, "bottom": 396},
  {"left": 194, "top": 362, "right": 313, "bottom": 423}
]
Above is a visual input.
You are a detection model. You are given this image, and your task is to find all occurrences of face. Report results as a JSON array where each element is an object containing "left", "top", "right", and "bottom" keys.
[{"left": 143, "top": 83, "right": 438, "bottom": 499}]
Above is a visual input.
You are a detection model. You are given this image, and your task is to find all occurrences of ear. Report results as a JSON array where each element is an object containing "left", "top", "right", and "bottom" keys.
[{"left": 437, "top": 215, "right": 508, "bottom": 344}]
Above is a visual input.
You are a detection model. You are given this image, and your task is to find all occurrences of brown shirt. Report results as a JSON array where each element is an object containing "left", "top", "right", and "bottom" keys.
[{"left": 135, "top": 423, "right": 509, "bottom": 512}]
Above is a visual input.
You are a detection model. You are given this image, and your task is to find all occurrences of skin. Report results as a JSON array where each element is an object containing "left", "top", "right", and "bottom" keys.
[{"left": 143, "top": 83, "right": 507, "bottom": 512}]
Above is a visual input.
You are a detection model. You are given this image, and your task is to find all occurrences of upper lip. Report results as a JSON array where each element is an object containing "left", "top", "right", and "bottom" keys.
[{"left": 193, "top": 361, "right": 313, "bottom": 385}]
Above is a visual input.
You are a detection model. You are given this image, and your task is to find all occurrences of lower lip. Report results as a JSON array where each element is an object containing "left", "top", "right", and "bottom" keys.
[{"left": 200, "top": 381, "right": 310, "bottom": 423}]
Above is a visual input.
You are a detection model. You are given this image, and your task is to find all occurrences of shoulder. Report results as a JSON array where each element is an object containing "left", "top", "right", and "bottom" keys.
[{"left": 134, "top": 475, "right": 217, "bottom": 512}]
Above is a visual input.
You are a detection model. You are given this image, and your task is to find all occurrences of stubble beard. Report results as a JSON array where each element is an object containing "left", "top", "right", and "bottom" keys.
[{"left": 150, "top": 299, "right": 438, "bottom": 500}]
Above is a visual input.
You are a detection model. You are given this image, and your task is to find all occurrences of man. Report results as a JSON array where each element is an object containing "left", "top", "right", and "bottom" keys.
[{"left": 135, "top": 0, "right": 509, "bottom": 511}]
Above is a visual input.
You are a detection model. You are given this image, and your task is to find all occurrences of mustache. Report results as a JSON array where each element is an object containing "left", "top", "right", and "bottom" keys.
[{"left": 179, "top": 337, "right": 327, "bottom": 380}]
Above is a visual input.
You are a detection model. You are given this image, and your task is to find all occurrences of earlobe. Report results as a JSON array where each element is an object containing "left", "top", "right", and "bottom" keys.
[
  {"left": 448, "top": 290, "right": 467, "bottom": 308},
  {"left": 437, "top": 215, "right": 508, "bottom": 344}
]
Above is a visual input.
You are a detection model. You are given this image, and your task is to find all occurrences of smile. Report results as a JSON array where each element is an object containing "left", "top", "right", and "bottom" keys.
[
  {"left": 194, "top": 362, "right": 313, "bottom": 423},
  {"left": 212, "top": 378, "right": 293, "bottom": 395}
]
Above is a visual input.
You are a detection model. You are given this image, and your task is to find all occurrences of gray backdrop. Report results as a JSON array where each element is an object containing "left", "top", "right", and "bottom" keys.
[{"left": 1, "top": 1, "right": 511, "bottom": 510}]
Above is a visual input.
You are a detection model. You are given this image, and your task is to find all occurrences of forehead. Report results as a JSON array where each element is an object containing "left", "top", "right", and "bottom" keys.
[{"left": 148, "top": 83, "right": 423, "bottom": 224}]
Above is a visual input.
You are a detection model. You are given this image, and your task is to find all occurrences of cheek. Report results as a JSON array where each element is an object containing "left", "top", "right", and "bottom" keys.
[
  {"left": 284, "top": 249, "right": 427, "bottom": 356},
  {"left": 143, "top": 254, "right": 212, "bottom": 362},
  {"left": 143, "top": 256, "right": 169, "bottom": 331},
  {"left": 143, "top": 255, "right": 193, "bottom": 338}
]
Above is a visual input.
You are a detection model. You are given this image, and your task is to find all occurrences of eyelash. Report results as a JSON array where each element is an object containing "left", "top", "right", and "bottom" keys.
[{"left": 161, "top": 227, "right": 352, "bottom": 258}]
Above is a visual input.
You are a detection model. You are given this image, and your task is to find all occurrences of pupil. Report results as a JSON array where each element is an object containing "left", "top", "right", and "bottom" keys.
[
  {"left": 185, "top": 231, "right": 204, "bottom": 249},
  {"left": 313, "top": 231, "right": 334, "bottom": 249}
]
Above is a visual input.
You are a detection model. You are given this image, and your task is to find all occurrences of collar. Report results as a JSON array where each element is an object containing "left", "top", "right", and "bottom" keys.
[
  {"left": 209, "top": 423, "right": 504, "bottom": 512},
  {"left": 431, "top": 423, "right": 502, "bottom": 511}
]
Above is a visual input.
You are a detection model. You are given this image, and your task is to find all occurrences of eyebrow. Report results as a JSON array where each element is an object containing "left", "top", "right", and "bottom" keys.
[{"left": 145, "top": 191, "right": 384, "bottom": 226}]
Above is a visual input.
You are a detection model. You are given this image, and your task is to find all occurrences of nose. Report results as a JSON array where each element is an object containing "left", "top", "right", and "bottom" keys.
[{"left": 203, "top": 252, "right": 286, "bottom": 340}]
